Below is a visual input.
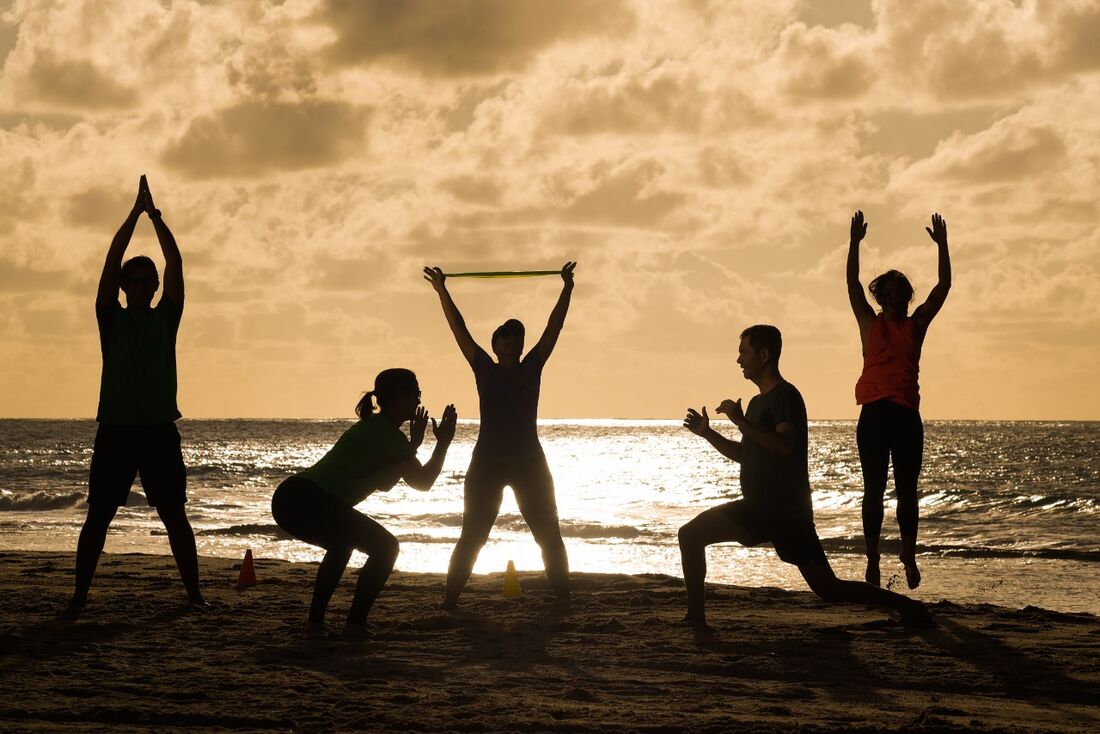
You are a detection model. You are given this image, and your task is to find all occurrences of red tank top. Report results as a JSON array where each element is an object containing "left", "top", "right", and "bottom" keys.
[{"left": 855, "top": 316, "right": 921, "bottom": 411}]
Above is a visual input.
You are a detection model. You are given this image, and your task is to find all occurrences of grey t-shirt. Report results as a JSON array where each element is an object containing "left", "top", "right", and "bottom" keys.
[
  {"left": 739, "top": 380, "right": 814, "bottom": 526},
  {"left": 471, "top": 348, "right": 546, "bottom": 461}
]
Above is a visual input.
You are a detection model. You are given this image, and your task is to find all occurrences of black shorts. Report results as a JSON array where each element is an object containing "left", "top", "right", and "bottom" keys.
[
  {"left": 719, "top": 499, "right": 828, "bottom": 567},
  {"left": 88, "top": 423, "right": 187, "bottom": 507}
]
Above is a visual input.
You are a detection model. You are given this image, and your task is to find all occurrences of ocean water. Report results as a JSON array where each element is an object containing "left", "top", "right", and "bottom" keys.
[{"left": 1, "top": 419, "right": 1098, "bottom": 614}]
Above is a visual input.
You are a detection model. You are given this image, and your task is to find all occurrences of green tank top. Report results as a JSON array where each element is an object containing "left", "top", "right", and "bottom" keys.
[
  {"left": 298, "top": 414, "right": 415, "bottom": 505},
  {"left": 95, "top": 300, "right": 182, "bottom": 425}
]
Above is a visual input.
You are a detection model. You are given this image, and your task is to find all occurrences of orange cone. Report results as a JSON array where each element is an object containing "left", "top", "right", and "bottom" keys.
[
  {"left": 502, "top": 560, "right": 522, "bottom": 598},
  {"left": 236, "top": 548, "right": 257, "bottom": 588}
]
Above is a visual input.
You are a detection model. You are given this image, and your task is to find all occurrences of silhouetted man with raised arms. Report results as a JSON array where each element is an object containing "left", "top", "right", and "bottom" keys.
[
  {"left": 424, "top": 263, "right": 575, "bottom": 611},
  {"left": 67, "top": 176, "right": 204, "bottom": 615},
  {"left": 678, "top": 325, "right": 932, "bottom": 628}
]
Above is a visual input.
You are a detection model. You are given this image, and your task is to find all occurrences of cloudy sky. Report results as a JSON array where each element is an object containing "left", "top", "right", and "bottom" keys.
[{"left": 1, "top": 0, "right": 1097, "bottom": 420}]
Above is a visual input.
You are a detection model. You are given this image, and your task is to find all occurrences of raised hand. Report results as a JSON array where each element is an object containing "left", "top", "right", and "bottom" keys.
[
  {"left": 850, "top": 210, "right": 868, "bottom": 245},
  {"left": 683, "top": 407, "right": 710, "bottom": 437},
  {"left": 716, "top": 398, "right": 745, "bottom": 427},
  {"left": 409, "top": 405, "right": 429, "bottom": 448},
  {"left": 560, "top": 261, "right": 576, "bottom": 286},
  {"left": 431, "top": 403, "right": 457, "bottom": 445},
  {"left": 130, "top": 176, "right": 148, "bottom": 216},
  {"left": 141, "top": 175, "right": 158, "bottom": 217},
  {"left": 925, "top": 213, "right": 948, "bottom": 247},
  {"left": 423, "top": 266, "right": 447, "bottom": 292}
]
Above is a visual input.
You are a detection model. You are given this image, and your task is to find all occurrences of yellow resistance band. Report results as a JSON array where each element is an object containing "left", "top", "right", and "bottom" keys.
[{"left": 444, "top": 270, "right": 561, "bottom": 278}]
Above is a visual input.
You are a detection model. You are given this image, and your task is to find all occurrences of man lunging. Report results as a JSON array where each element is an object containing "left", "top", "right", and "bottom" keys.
[{"left": 678, "top": 325, "right": 932, "bottom": 628}]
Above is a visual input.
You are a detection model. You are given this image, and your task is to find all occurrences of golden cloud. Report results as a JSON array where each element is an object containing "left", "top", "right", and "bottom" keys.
[
  {"left": 161, "top": 100, "right": 370, "bottom": 178},
  {"left": 21, "top": 53, "right": 137, "bottom": 110},
  {"left": 318, "top": 0, "right": 633, "bottom": 76}
]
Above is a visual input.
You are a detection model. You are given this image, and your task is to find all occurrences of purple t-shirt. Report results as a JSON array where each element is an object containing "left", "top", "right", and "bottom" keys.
[{"left": 471, "top": 348, "right": 546, "bottom": 461}]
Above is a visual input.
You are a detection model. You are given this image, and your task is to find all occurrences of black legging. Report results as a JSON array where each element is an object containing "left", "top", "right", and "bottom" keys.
[
  {"left": 856, "top": 399, "right": 923, "bottom": 539},
  {"left": 271, "top": 476, "right": 399, "bottom": 626},
  {"left": 444, "top": 448, "right": 569, "bottom": 606}
]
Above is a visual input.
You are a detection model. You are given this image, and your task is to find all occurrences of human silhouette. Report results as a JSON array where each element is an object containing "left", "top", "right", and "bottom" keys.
[
  {"left": 271, "top": 369, "right": 456, "bottom": 635},
  {"left": 847, "top": 211, "right": 952, "bottom": 588},
  {"left": 678, "top": 325, "right": 933, "bottom": 628},
  {"left": 68, "top": 175, "right": 203, "bottom": 615},
  {"left": 424, "top": 262, "right": 576, "bottom": 611}
]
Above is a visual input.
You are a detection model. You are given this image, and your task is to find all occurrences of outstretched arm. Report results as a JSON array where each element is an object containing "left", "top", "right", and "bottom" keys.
[
  {"left": 912, "top": 213, "right": 951, "bottom": 328},
  {"left": 400, "top": 404, "right": 457, "bottom": 490},
  {"left": 529, "top": 261, "right": 575, "bottom": 363},
  {"left": 96, "top": 179, "right": 146, "bottom": 310},
  {"left": 846, "top": 211, "right": 875, "bottom": 331},
  {"left": 142, "top": 177, "right": 183, "bottom": 307},
  {"left": 684, "top": 406, "right": 743, "bottom": 463},
  {"left": 423, "top": 267, "right": 486, "bottom": 366}
]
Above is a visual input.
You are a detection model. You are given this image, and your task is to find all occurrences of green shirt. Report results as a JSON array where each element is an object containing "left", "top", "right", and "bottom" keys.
[
  {"left": 95, "top": 300, "right": 182, "bottom": 425},
  {"left": 299, "top": 414, "right": 415, "bottom": 505}
]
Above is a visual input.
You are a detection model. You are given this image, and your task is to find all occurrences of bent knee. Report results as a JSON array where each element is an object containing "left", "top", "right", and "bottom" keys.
[
  {"left": 363, "top": 532, "right": 399, "bottom": 563},
  {"left": 381, "top": 533, "right": 400, "bottom": 560},
  {"left": 677, "top": 523, "right": 698, "bottom": 548}
]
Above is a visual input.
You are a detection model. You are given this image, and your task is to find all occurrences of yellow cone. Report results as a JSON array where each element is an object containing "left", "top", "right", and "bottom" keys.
[{"left": 502, "top": 560, "right": 522, "bottom": 598}]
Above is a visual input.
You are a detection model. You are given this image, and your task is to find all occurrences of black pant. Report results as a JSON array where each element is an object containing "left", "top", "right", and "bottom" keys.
[
  {"left": 271, "top": 476, "right": 397, "bottom": 558},
  {"left": 857, "top": 399, "right": 923, "bottom": 539},
  {"left": 271, "top": 476, "right": 399, "bottom": 625}
]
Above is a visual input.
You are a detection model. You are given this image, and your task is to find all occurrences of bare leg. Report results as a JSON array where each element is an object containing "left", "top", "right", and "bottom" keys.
[
  {"left": 346, "top": 530, "right": 400, "bottom": 627},
  {"left": 799, "top": 560, "right": 933, "bottom": 627},
  {"left": 677, "top": 506, "right": 750, "bottom": 626},
  {"left": 157, "top": 503, "right": 205, "bottom": 604},
  {"left": 68, "top": 502, "right": 119, "bottom": 612},
  {"left": 443, "top": 479, "right": 503, "bottom": 609},
  {"left": 310, "top": 548, "right": 352, "bottom": 625},
  {"left": 900, "top": 532, "right": 921, "bottom": 590},
  {"left": 863, "top": 535, "right": 882, "bottom": 587},
  {"left": 513, "top": 463, "right": 569, "bottom": 605}
]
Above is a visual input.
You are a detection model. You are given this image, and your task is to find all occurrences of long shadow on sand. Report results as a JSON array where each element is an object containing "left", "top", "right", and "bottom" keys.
[{"left": 916, "top": 603, "right": 1097, "bottom": 707}]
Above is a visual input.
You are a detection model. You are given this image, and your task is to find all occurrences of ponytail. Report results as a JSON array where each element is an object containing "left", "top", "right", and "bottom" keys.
[
  {"left": 354, "top": 368, "right": 419, "bottom": 419},
  {"left": 355, "top": 391, "right": 376, "bottom": 418}
]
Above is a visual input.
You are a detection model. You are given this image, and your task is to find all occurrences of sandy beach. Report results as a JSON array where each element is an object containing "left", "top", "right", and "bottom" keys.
[{"left": 1, "top": 550, "right": 1097, "bottom": 733}]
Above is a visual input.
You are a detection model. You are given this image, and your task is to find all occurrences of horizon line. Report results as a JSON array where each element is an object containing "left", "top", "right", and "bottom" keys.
[{"left": 1, "top": 416, "right": 1098, "bottom": 424}]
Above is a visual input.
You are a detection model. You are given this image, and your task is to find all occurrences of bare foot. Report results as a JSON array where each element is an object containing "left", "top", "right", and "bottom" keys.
[
  {"left": 900, "top": 554, "right": 921, "bottom": 589},
  {"left": 60, "top": 596, "right": 86, "bottom": 620},
  {"left": 680, "top": 612, "right": 708, "bottom": 628},
  {"left": 865, "top": 556, "right": 881, "bottom": 587}
]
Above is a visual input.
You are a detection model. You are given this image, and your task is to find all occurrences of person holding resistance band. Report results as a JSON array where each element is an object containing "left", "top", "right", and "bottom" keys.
[
  {"left": 847, "top": 211, "right": 952, "bottom": 588},
  {"left": 424, "top": 262, "right": 576, "bottom": 611},
  {"left": 271, "top": 369, "right": 456, "bottom": 635}
]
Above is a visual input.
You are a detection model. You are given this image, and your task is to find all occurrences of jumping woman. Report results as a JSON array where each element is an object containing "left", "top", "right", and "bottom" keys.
[{"left": 846, "top": 211, "right": 952, "bottom": 588}]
